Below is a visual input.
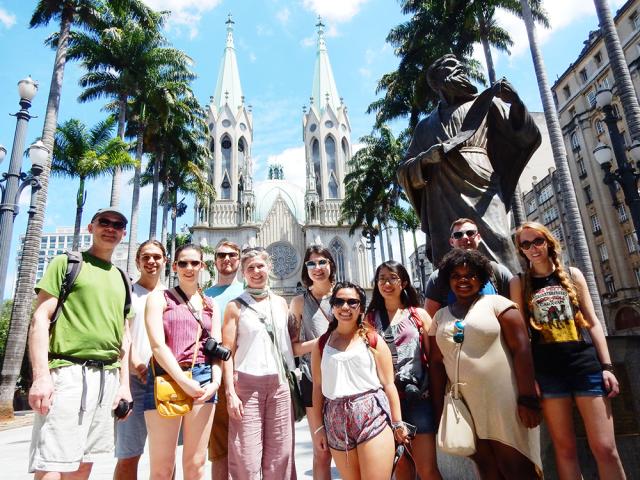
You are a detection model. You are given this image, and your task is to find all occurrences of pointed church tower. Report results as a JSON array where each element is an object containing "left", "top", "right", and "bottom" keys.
[
  {"left": 196, "top": 14, "right": 255, "bottom": 227},
  {"left": 303, "top": 17, "right": 352, "bottom": 225}
]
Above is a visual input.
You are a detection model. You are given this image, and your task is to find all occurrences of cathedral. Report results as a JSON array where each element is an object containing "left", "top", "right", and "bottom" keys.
[{"left": 191, "top": 16, "right": 371, "bottom": 297}]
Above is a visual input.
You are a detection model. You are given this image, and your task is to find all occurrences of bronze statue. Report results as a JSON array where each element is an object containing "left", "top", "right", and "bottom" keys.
[{"left": 398, "top": 54, "right": 541, "bottom": 273}]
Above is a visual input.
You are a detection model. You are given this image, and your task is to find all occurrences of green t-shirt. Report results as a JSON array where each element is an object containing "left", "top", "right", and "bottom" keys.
[{"left": 36, "top": 252, "right": 126, "bottom": 369}]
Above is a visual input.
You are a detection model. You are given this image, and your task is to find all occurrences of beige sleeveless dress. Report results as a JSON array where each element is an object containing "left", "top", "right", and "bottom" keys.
[{"left": 430, "top": 295, "right": 541, "bottom": 471}]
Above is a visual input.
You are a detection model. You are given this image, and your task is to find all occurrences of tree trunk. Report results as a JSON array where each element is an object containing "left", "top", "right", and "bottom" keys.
[
  {"left": 0, "top": 11, "right": 72, "bottom": 419},
  {"left": 160, "top": 190, "right": 169, "bottom": 284},
  {"left": 378, "top": 230, "right": 386, "bottom": 263},
  {"left": 126, "top": 127, "right": 144, "bottom": 274},
  {"left": 520, "top": 0, "right": 606, "bottom": 331},
  {"left": 72, "top": 177, "right": 86, "bottom": 251},
  {"left": 594, "top": 0, "right": 640, "bottom": 139},
  {"left": 170, "top": 196, "right": 178, "bottom": 288},
  {"left": 149, "top": 149, "right": 163, "bottom": 239},
  {"left": 384, "top": 222, "right": 394, "bottom": 260},
  {"left": 479, "top": 15, "right": 497, "bottom": 85},
  {"left": 398, "top": 225, "right": 407, "bottom": 267},
  {"left": 110, "top": 93, "right": 128, "bottom": 208},
  {"left": 369, "top": 235, "right": 377, "bottom": 281}
]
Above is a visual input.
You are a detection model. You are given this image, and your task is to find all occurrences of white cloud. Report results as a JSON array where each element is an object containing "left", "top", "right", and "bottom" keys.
[
  {"left": 359, "top": 67, "right": 371, "bottom": 78},
  {"left": 300, "top": 35, "right": 315, "bottom": 47},
  {"left": 266, "top": 146, "right": 306, "bottom": 186},
  {"left": 0, "top": 7, "right": 16, "bottom": 28},
  {"left": 249, "top": 52, "right": 257, "bottom": 63},
  {"left": 276, "top": 7, "right": 290, "bottom": 25},
  {"left": 142, "top": 0, "right": 222, "bottom": 38},
  {"left": 302, "top": 0, "right": 370, "bottom": 23}
]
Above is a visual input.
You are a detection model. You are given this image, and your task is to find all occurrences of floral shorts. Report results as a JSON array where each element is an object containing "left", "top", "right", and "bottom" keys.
[{"left": 323, "top": 388, "right": 391, "bottom": 451}]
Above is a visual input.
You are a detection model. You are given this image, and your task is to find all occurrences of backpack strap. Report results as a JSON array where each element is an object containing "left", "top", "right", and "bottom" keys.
[
  {"left": 318, "top": 330, "right": 331, "bottom": 359},
  {"left": 408, "top": 306, "right": 429, "bottom": 366},
  {"left": 50, "top": 251, "right": 83, "bottom": 331},
  {"left": 318, "top": 327, "right": 377, "bottom": 359},
  {"left": 116, "top": 266, "right": 133, "bottom": 319}
]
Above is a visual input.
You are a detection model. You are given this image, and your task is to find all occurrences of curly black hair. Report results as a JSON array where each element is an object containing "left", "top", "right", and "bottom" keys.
[{"left": 438, "top": 248, "right": 492, "bottom": 286}]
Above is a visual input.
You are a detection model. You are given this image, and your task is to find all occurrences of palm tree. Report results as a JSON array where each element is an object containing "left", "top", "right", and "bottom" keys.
[
  {"left": 593, "top": 0, "right": 640, "bottom": 139},
  {"left": 52, "top": 117, "right": 133, "bottom": 249},
  {"left": 519, "top": 0, "right": 606, "bottom": 329}
]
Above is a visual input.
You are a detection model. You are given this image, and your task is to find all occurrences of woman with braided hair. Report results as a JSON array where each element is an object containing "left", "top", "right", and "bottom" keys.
[
  {"left": 511, "top": 222, "right": 626, "bottom": 480},
  {"left": 309, "top": 282, "right": 409, "bottom": 480}
]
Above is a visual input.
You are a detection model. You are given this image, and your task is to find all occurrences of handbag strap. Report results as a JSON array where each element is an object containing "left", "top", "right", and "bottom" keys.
[
  {"left": 175, "top": 285, "right": 212, "bottom": 340},
  {"left": 151, "top": 322, "right": 201, "bottom": 378},
  {"left": 307, "top": 289, "right": 332, "bottom": 322}
]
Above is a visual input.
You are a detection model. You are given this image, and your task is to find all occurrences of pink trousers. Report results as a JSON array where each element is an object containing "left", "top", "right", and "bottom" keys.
[{"left": 228, "top": 372, "right": 296, "bottom": 480}]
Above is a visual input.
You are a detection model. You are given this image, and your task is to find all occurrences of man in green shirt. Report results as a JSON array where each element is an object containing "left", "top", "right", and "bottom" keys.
[{"left": 28, "top": 208, "right": 133, "bottom": 479}]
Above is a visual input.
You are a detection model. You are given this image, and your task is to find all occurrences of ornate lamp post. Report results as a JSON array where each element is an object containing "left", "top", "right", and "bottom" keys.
[
  {"left": 593, "top": 88, "right": 640, "bottom": 242},
  {"left": 0, "top": 77, "right": 47, "bottom": 299}
]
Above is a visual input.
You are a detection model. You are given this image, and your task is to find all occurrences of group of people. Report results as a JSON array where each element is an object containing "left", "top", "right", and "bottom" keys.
[{"left": 26, "top": 207, "right": 626, "bottom": 480}]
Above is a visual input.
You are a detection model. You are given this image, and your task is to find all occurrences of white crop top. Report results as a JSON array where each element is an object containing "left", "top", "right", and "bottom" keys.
[{"left": 321, "top": 336, "right": 382, "bottom": 400}]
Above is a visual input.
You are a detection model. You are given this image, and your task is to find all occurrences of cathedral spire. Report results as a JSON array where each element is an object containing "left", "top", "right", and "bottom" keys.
[
  {"left": 311, "top": 16, "right": 340, "bottom": 113},
  {"left": 213, "top": 13, "right": 244, "bottom": 112}
]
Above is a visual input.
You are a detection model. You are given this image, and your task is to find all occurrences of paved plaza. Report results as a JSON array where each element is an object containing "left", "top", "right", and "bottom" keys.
[{"left": 0, "top": 413, "right": 337, "bottom": 479}]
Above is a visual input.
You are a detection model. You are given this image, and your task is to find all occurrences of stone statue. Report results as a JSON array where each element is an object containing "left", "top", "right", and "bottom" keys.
[{"left": 397, "top": 54, "right": 541, "bottom": 273}]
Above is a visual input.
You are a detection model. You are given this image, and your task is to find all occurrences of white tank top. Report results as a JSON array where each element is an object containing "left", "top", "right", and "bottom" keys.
[{"left": 321, "top": 336, "right": 382, "bottom": 400}]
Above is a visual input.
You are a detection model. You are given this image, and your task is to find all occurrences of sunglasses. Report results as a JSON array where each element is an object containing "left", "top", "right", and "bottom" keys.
[
  {"left": 519, "top": 237, "right": 546, "bottom": 250},
  {"left": 451, "top": 229, "right": 477, "bottom": 240},
  {"left": 305, "top": 259, "right": 329, "bottom": 269},
  {"left": 377, "top": 276, "right": 401, "bottom": 285},
  {"left": 96, "top": 218, "right": 126, "bottom": 230},
  {"left": 453, "top": 320, "right": 465, "bottom": 344},
  {"left": 242, "top": 246, "right": 266, "bottom": 254},
  {"left": 331, "top": 298, "right": 361, "bottom": 308},
  {"left": 216, "top": 251, "right": 239, "bottom": 260},
  {"left": 176, "top": 260, "right": 202, "bottom": 268}
]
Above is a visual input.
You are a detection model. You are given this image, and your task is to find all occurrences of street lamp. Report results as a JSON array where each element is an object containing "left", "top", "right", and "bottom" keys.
[
  {"left": 0, "top": 76, "right": 45, "bottom": 300},
  {"left": 593, "top": 88, "right": 640, "bottom": 242}
]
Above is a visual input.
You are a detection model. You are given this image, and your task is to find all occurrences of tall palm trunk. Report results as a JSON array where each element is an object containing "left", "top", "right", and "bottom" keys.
[
  {"left": 126, "top": 127, "right": 144, "bottom": 274},
  {"left": 169, "top": 195, "right": 178, "bottom": 287},
  {"left": 520, "top": 0, "right": 606, "bottom": 330},
  {"left": 397, "top": 225, "right": 407, "bottom": 267},
  {"left": 72, "top": 177, "right": 86, "bottom": 250},
  {"left": 149, "top": 149, "right": 163, "bottom": 239},
  {"left": 478, "top": 13, "right": 497, "bottom": 85},
  {"left": 384, "top": 222, "right": 394, "bottom": 260},
  {"left": 369, "top": 238, "right": 377, "bottom": 281},
  {"left": 110, "top": 93, "right": 127, "bottom": 207},
  {"left": 594, "top": 0, "right": 640, "bottom": 139},
  {"left": 160, "top": 194, "right": 169, "bottom": 284},
  {"left": 0, "top": 10, "right": 72, "bottom": 418},
  {"left": 378, "top": 231, "right": 386, "bottom": 263}
]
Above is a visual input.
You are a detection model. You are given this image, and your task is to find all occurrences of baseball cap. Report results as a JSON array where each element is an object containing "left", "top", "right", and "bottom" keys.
[{"left": 91, "top": 208, "right": 128, "bottom": 225}]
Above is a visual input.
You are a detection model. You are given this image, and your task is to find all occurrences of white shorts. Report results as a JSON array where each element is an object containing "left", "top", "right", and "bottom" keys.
[{"left": 29, "top": 364, "right": 120, "bottom": 473}]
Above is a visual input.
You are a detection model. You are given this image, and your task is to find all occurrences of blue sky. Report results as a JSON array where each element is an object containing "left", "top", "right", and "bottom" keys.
[{"left": 0, "top": 0, "right": 628, "bottom": 296}]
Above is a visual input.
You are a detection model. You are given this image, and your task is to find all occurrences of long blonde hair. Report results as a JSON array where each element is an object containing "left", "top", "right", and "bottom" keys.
[{"left": 515, "top": 222, "right": 590, "bottom": 329}]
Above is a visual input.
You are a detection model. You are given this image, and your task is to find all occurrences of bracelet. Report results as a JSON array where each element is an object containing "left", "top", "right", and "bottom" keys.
[
  {"left": 601, "top": 363, "right": 615, "bottom": 373},
  {"left": 314, "top": 425, "right": 325, "bottom": 435},
  {"left": 391, "top": 421, "right": 404, "bottom": 431},
  {"left": 517, "top": 395, "right": 541, "bottom": 411}
]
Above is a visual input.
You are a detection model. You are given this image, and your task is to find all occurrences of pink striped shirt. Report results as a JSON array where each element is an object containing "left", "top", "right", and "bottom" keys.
[{"left": 162, "top": 290, "right": 214, "bottom": 365}]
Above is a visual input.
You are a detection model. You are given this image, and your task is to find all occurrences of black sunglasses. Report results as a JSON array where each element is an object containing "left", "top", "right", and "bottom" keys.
[
  {"left": 176, "top": 260, "right": 201, "bottom": 268},
  {"left": 519, "top": 237, "right": 546, "bottom": 251},
  {"left": 96, "top": 217, "right": 126, "bottom": 230},
  {"left": 451, "top": 229, "right": 477, "bottom": 240},
  {"left": 242, "top": 246, "right": 266, "bottom": 254},
  {"left": 216, "top": 251, "right": 239, "bottom": 259},
  {"left": 331, "top": 298, "right": 361, "bottom": 308},
  {"left": 305, "top": 259, "right": 329, "bottom": 269}
]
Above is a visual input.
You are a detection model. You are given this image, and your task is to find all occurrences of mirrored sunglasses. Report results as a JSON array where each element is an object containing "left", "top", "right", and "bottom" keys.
[
  {"left": 451, "top": 229, "right": 477, "bottom": 240},
  {"left": 305, "top": 259, "right": 329, "bottom": 269}
]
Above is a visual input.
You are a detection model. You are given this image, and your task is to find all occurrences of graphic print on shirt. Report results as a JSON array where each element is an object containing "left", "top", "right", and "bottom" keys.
[{"left": 531, "top": 284, "right": 580, "bottom": 343}]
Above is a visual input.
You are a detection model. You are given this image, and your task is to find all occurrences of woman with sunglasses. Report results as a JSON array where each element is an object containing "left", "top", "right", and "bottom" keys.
[
  {"left": 222, "top": 248, "right": 296, "bottom": 479},
  {"left": 144, "top": 244, "right": 222, "bottom": 480},
  {"left": 429, "top": 249, "right": 542, "bottom": 479},
  {"left": 366, "top": 260, "right": 442, "bottom": 480},
  {"left": 310, "top": 281, "right": 409, "bottom": 480},
  {"left": 289, "top": 245, "right": 336, "bottom": 480},
  {"left": 511, "top": 222, "right": 625, "bottom": 480}
]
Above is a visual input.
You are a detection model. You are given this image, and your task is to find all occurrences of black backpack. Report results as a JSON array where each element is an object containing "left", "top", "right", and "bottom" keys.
[{"left": 49, "top": 251, "right": 133, "bottom": 331}]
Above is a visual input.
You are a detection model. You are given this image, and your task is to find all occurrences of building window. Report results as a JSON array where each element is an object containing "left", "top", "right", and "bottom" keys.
[
  {"left": 599, "top": 76, "right": 610, "bottom": 89},
  {"left": 312, "top": 139, "right": 322, "bottom": 200},
  {"left": 591, "top": 214, "right": 601, "bottom": 234},
  {"left": 612, "top": 104, "right": 621, "bottom": 118},
  {"left": 552, "top": 227, "right": 563, "bottom": 241},
  {"left": 571, "top": 132, "right": 580, "bottom": 151},
  {"left": 634, "top": 268, "right": 640, "bottom": 286},
  {"left": 584, "top": 185, "right": 593, "bottom": 203},
  {"left": 538, "top": 184, "right": 553, "bottom": 204},
  {"left": 577, "top": 158, "right": 587, "bottom": 177},
  {"left": 595, "top": 119, "right": 605, "bottom": 135},
  {"left": 542, "top": 206, "right": 559, "bottom": 224},
  {"left": 527, "top": 197, "right": 537, "bottom": 214},
  {"left": 625, "top": 233, "right": 638, "bottom": 252},
  {"left": 598, "top": 243, "right": 609, "bottom": 261},
  {"left": 605, "top": 275, "right": 616, "bottom": 295},
  {"left": 563, "top": 85, "right": 571, "bottom": 100},
  {"left": 579, "top": 68, "right": 588, "bottom": 83},
  {"left": 569, "top": 106, "right": 576, "bottom": 118},
  {"left": 619, "top": 204, "right": 629, "bottom": 222},
  {"left": 631, "top": 11, "right": 640, "bottom": 30},
  {"left": 329, "top": 238, "right": 345, "bottom": 282},
  {"left": 594, "top": 51, "right": 602, "bottom": 66},
  {"left": 586, "top": 89, "right": 597, "bottom": 108}
]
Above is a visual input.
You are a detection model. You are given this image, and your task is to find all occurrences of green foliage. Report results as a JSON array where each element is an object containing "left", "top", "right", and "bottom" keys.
[{"left": 0, "top": 300, "right": 12, "bottom": 364}]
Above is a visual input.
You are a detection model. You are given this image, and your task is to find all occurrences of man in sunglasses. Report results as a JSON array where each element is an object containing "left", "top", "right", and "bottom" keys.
[
  {"left": 204, "top": 240, "right": 244, "bottom": 480},
  {"left": 424, "top": 218, "right": 513, "bottom": 318},
  {"left": 28, "top": 208, "right": 133, "bottom": 478}
]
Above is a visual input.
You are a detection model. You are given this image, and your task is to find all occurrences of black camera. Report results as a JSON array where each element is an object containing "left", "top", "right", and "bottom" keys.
[
  {"left": 203, "top": 337, "right": 232, "bottom": 361},
  {"left": 114, "top": 399, "right": 133, "bottom": 419},
  {"left": 396, "top": 373, "right": 422, "bottom": 402}
]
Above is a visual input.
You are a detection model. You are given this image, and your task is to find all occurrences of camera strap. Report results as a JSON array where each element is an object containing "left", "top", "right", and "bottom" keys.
[{"left": 174, "top": 285, "right": 212, "bottom": 340}]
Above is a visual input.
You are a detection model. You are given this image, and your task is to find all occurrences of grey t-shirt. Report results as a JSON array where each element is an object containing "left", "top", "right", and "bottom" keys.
[
  {"left": 425, "top": 260, "right": 513, "bottom": 306},
  {"left": 300, "top": 291, "right": 332, "bottom": 381}
]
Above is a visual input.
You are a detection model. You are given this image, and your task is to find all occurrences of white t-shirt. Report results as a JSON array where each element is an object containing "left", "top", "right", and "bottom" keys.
[{"left": 129, "top": 283, "right": 161, "bottom": 366}]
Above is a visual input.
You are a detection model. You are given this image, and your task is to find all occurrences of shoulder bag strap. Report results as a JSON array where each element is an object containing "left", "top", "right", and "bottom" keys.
[
  {"left": 174, "top": 286, "right": 212, "bottom": 340},
  {"left": 151, "top": 321, "right": 201, "bottom": 377},
  {"left": 307, "top": 289, "right": 332, "bottom": 322}
]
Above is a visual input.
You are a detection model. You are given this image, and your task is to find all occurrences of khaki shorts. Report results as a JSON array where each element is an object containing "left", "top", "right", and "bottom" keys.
[
  {"left": 208, "top": 381, "right": 229, "bottom": 460},
  {"left": 29, "top": 364, "right": 120, "bottom": 473}
]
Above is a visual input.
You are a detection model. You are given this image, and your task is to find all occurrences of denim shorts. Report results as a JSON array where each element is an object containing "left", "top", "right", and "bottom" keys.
[
  {"left": 536, "top": 371, "right": 606, "bottom": 399},
  {"left": 143, "top": 363, "right": 217, "bottom": 411},
  {"left": 400, "top": 396, "right": 436, "bottom": 434}
]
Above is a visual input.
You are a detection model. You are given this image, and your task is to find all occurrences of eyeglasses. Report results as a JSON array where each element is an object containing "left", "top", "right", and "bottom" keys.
[
  {"left": 453, "top": 320, "right": 465, "bottom": 343},
  {"left": 305, "top": 259, "right": 329, "bottom": 269},
  {"left": 451, "top": 229, "right": 477, "bottom": 240},
  {"left": 176, "top": 260, "right": 201, "bottom": 268},
  {"left": 377, "top": 276, "right": 401, "bottom": 285},
  {"left": 242, "top": 246, "right": 266, "bottom": 254},
  {"left": 96, "top": 217, "right": 126, "bottom": 230},
  {"left": 216, "top": 251, "right": 239, "bottom": 260},
  {"left": 519, "top": 237, "right": 546, "bottom": 251},
  {"left": 331, "top": 298, "right": 361, "bottom": 308}
]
